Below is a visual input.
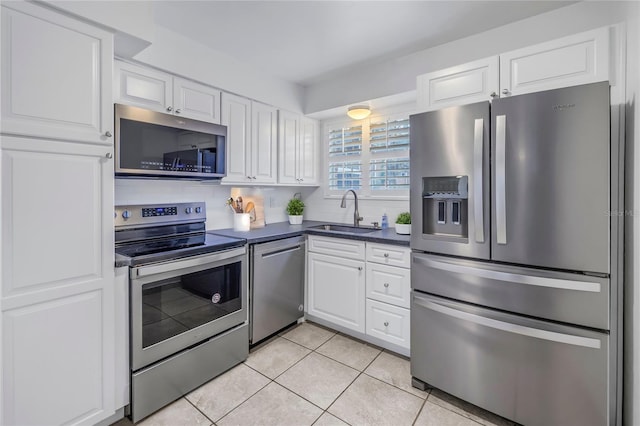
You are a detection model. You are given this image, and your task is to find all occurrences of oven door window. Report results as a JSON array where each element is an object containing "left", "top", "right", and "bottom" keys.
[{"left": 141, "top": 261, "right": 241, "bottom": 348}]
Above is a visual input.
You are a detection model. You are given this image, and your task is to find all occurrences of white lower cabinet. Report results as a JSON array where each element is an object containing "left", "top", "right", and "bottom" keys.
[
  {"left": 306, "top": 236, "right": 410, "bottom": 354},
  {"left": 307, "top": 251, "right": 366, "bottom": 333},
  {"left": 366, "top": 299, "right": 410, "bottom": 348},
  {"left": 1, "top": 136, "right": 116, "bottom": 425}
]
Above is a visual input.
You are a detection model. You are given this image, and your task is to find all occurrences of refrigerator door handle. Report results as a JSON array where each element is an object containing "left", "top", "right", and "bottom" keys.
[
  {"left": 473, "top": 118, "right": 485, "bottom": 243},
  {"left": 413, "top": 255, "right": 601, "bottom": 293},
  {"left": 496, "top": 114, "right": 507, "bottom": 244},
  {"left": 413, "top": 294, "right": 601, "bottom": 349}
]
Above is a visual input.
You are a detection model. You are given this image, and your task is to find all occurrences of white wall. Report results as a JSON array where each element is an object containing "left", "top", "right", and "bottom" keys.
[
  {"left": 303, "top": 102, "right": 415, "bottom": 228},
  {"left": 624, "top": 3, "right": 640, "bottom": 426},
  {"left": 115, "top": 180, "right": 303, "bottom": 230},
  {"left": 304, "top": 1, "right": 631, "bottom": 114}
]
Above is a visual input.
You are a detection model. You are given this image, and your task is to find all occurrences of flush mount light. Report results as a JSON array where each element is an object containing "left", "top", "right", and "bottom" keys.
[{"left": 347, "top": 105, "right": 371, "bottom": 120}]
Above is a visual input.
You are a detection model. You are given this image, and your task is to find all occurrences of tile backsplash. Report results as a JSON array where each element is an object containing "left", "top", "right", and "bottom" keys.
[{"left": 115, "top": 179, "right": 304, "bottom": 230}]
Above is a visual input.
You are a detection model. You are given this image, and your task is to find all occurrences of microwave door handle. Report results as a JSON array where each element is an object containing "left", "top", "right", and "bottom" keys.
[
  {"left": 413, "top": 294, "right": 601, "bottom": 349},
  {"left": 473, "top": 118, "right": 485, "bottom": 243},
  {"left": 495, "top": 114, "right": 507, "bottom": 245}
]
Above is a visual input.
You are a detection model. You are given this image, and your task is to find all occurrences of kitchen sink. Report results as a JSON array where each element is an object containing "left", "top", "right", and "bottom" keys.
[{"left": 309, "top": 224, "right": 378, "bottom": 234}]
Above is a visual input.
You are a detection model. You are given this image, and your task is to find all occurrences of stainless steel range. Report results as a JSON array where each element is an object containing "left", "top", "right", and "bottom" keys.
[{"left": 115, "top": 202, "right": 248, "bottom": 423}]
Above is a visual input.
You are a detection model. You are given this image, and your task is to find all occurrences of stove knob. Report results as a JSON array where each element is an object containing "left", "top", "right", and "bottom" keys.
[
  {"left": 195, "top": 206, "right": 202, "bottom": 214},
  {"left": 122, "top": 210, "right": 131, "bottom": 219},
  {"left": 185, "top": 207, "right": 193, "bottom": 214}
]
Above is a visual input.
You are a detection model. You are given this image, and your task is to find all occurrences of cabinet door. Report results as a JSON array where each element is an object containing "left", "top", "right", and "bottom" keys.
[
  {"left": 500, "top": 27, "right": 610, "bottom": 97},
  {"left": 251, "top": 102, "right": 278, "bottom": 184},
  {"left": 307, "top": 252, "right": 365, "bottom": 333},
  {"left": 114, "top": 60, "right": 172, "bottom": 113},
  {"left": 1, "top": 137, "right": 115, "bottom": 425},
  {"left": 1, "top": 2, "right": 113, "bottom": 144},
  {"left": 278, "top": 109, "right": 300, "bottom": 185},
  {"left": 299, "top": 118, "right": 319, "bottom": 185},
  {"left": 173, "top": 77, "right": 221, "bottom": 124},
  {"left": 221, "top": 92, "right": 252, "bottom": 183},
  {"left": 416, "top": 56, "right": 499, "bottom": 111}
]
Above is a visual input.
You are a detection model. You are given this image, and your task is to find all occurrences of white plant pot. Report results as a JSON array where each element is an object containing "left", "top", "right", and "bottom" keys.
[
  {"left": 288, "top": 215, "right": 303, "bottom": 225},
  {"left": 395, "top": 223, "right": 411, "bottom": 235}
]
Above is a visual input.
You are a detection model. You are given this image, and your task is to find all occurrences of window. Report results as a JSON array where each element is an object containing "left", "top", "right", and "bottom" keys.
[
  {"left": 328, "top": 125, "right": 363, "bottom": 190},
  {"left": 325, "top": 114, "right": 410, "bottom": 198}
]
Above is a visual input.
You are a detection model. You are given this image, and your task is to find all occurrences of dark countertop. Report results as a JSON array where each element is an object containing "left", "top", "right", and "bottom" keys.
[
  {"left": 207, "top": 220, "right": 411, "bottom": 246},
  {"left": 116, "top": 220, "right": 411, "bottom": 267}
]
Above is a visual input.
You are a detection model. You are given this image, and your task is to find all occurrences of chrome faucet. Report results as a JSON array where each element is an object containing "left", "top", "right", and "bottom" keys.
[{"left": 340, "top": 189, "right": 363, "bottom": 227}]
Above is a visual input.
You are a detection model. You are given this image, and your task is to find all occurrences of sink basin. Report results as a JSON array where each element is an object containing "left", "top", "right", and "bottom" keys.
[{"left": 309, "top": 224, "right": 378, "bottom": 234}]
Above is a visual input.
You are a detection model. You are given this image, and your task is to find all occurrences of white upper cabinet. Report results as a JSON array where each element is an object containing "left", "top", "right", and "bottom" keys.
[
  {"left": 250, "top": 101, "right": 278, "bottom": 184},
  {"left": 1, "top": 2, "right": 113, "bottom": 144},
  {"left": 114, "top": 61, "right": 172, "bottom": 112},
  {"left": 278, "top": 113, "right": 319, "bottom": 186},
  {"left": 221, "top": 92, "right": 251, "bottom": 183},
  {"left": 417, "top": 56, "right": 499, "bottom": 111},
  {"left": 417, "top": 26, "right": 612, "bottom": 109},
  {"left": 115, "top": 60, "right": 221, "bottom": 124},
  {"left": 221, "top": 95, "right": 277, "bottom": 184},
  {"left": 299, "top": 118, "right": 319, "bottom": 185},
  {"left": 173, "top": 77, "right": 221, "bottom": 123},
  {"left": 500, "top": 27, "right": 610, "bottom": 97},
  {"left": 278, "top": 110, "right": 300, "bottom": 185}
]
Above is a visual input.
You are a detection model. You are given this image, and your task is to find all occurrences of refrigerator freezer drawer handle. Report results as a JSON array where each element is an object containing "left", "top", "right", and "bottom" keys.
[
  {"left": 496, "top": 115, "right": 507, "bottom": 245},
  {"left": 473, "top": 118, "right": 485, "bottom": 243},
  {"left": 413, "top": 295, "right": 601, "bottom": 349},
  {"left": 413, "top": 256, "right": 601, "bottom": 293}
]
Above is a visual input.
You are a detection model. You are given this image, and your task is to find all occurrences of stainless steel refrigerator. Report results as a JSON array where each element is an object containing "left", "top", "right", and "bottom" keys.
[{"left": 409, "top": 82, "right": 623, "bottom": 426}]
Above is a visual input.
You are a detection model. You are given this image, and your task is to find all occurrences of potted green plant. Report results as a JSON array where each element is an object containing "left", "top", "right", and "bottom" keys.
[
  {"left": 286, "top": 197, "right": 305, "bottom": 225},
  {"left": 395, "top": 212, "right": 411, "bottom": 235}
]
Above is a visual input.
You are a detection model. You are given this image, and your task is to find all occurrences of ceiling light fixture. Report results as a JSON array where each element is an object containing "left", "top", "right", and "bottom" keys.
[{"left": 347, "top": 105, "right": 371, "bottom": 120}]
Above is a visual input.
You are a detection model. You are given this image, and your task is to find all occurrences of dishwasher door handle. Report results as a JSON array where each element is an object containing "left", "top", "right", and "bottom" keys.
[{"left": 261, "top": 245, "right": 302, "bottom": 259}]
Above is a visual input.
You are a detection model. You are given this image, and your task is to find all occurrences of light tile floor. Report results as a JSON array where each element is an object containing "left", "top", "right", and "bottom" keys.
[{"left": 113, "top": 321, "right": 517, "bottom": 426}]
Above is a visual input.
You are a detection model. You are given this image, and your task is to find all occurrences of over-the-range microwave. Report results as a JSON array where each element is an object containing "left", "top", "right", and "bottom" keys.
[{"left": 114, "top": 104, "right": 227, "bottom": 179}]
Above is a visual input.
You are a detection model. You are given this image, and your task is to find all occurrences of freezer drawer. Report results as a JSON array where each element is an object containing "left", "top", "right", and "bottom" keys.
[
  {"left": 411, "top": 292, "right": 609, "bottom": 426},
  {"left": 412, "top": 252, "right": 609, "bottom": 330}
]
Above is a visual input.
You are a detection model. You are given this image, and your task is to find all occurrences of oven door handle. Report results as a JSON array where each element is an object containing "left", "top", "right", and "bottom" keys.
[{"left": 133, "top": 246, "right": 246, "bottom": 278}]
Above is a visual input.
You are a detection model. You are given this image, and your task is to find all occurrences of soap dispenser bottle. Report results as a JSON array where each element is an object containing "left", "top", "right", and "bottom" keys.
[{"left": 381, "top": 213, "right": 389, "bottom": 229}]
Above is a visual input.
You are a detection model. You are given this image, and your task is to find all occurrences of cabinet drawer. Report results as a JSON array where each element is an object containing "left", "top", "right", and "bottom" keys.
[
  {"left": 308, "top": 235, "right": 365, "bottom": 260},
  {"left": 366, "top": 243, "right": 410, "bottom": 268},
  {"left": 366, "top": 263, "right": 410, "bottom": 308},
  {"left": 366, "top": 299, "right": 410, "bottom": 349}
]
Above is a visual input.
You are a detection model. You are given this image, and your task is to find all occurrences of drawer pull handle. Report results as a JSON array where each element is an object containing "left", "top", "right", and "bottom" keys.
[
  {"left": 358, "top": 266, "right": 363, "bottom": 271},
  {"left": 384, "top": 321, "right": 389, "bottom": 327},
  {"left": 384, "top": 282, "right": 390, "bottom": 288},
  {"left": 383, "top": 253, "right": 389, "bottom": 258}
]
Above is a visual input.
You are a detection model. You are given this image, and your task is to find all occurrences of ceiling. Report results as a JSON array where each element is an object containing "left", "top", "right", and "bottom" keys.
[{"left": 152, "top": 1, "right": 574, "bottom": 87}]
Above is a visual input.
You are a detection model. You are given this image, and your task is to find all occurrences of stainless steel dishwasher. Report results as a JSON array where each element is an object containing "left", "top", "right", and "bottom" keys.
[{"left": 250, "top": 236, "right": 305, "bottom": 344}]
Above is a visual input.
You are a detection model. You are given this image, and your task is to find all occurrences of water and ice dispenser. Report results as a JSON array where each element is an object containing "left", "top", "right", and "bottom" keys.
[{"left": 422, "top": 176, "right": 468, "bottom": 240}]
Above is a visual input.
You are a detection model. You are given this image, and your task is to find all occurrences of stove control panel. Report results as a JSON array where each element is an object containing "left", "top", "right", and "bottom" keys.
[
  {"left": 142, "top": 206, "right": 178, "bottom": 217},
  {"left": 115, "top": 202, "right": 206, "bottom": 228}
]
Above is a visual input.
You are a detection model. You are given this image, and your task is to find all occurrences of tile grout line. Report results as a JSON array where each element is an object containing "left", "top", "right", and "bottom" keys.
[{"left": 183, "top": 395, "right": 217, "bottom": 426}]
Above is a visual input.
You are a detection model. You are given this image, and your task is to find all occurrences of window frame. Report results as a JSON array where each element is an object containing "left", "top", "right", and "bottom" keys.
[{"left": 323, "top": 110, "right": 412, "bottom": 200}]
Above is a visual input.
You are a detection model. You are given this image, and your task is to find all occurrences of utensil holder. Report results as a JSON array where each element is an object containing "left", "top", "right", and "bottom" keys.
[{"left": 233, "top": 213, "right": 251, "bottom": 231}]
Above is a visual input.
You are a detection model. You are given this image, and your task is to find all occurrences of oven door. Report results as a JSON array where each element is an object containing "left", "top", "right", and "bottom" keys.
[{"left": 130, "top": 246, "right": 247, "bottom": 370}]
